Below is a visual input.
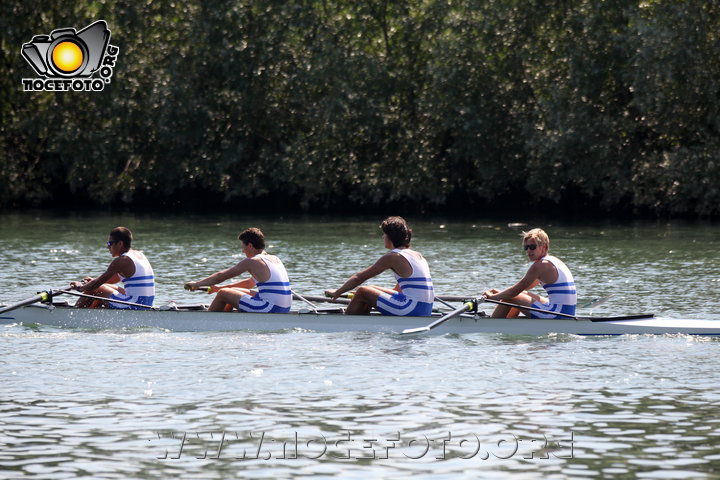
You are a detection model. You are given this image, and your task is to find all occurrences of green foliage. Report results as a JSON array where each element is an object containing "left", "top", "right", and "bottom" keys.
[{"left": 1, "top": 0, "right": 719, "bottom": 216}]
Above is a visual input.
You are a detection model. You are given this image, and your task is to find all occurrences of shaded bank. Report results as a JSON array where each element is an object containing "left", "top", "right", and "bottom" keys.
[{"left": 2, "top": 0, "right": 719, "bottom": 217}]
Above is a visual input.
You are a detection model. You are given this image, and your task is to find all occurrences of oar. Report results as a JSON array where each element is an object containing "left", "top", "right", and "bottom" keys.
[
  {"left": 292, "top": 291, "right": 322, "bottom": 311},
  {"left": 433, "top": 296, "right": 457, "bottom": 310},
  {"left": 401, "top": 300, "right": 477, "bottom": 335},
  {"left": 442, "top": 294, "right": 612, "bottom": 315},
  {"left": 184, "top": 286, "right": 347, "bottom": 308},
  {"left": 0, "top": 288, "right": 64, "bottom": 314},
  {"left": 58, "top": 290, "right": 155, "bottom": 309},
  {"left": 481, "top": 297, "right": 579, "bottom": 319},
  {"left": 333, "top": 292, "right": 483, "bottom": 304},
  {"left": 435, "top": 294, "right": 483, "bottom": 302},
  {"left": 328, "top": 291, "right": 449, "bottom": 314},
  {"left": 184, "top": 285, "right": 219, "bottom": 293},
  {"left": 295, "top": 294, "right": 351, "bottom": 305},
  {"left": 329, "top": 292, "right": 355, "bottom": 299},
  {"left": 580, "top": 295, "right": 614, "bottom": 309}
]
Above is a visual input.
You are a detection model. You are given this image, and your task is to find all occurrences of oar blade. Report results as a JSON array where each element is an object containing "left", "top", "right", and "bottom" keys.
[
  {"left": 400, "top": 301, "right": 475, "bottom": 335},
  {"left": 401, "top": 326, "right": 431, "bottom": 335}
]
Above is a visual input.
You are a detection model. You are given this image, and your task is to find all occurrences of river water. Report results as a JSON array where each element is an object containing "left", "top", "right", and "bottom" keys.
[{"left": 1, "top": 213, "right": 719, "bottom": 479}]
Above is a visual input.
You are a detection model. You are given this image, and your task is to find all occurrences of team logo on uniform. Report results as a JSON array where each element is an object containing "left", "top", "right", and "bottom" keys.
[{"left": 21, "top": 20, "right": 119, "bottom": 92}]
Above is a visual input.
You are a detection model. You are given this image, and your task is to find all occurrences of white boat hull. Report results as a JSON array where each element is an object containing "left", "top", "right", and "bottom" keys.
[{"left": 2, "top": 304, "right": 720, "bottom": 336}]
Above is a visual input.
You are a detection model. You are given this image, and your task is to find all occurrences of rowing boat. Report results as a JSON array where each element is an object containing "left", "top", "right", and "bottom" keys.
[{"left": 2, "top": 302, "right": 720, "bottom": 336}]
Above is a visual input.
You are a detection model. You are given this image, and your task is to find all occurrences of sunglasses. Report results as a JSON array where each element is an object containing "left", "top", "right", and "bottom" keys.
[
  {"left": 523, "top": 244, "right": 538, "bottom": 251},
  {"left": 107, "top": 240, "right": 117, "bottom": 247}
]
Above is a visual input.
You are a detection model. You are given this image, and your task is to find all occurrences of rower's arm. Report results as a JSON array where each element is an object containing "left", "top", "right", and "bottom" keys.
[
  {"left": 76, "top": 258, "right": 130, "bottom": 293},
  {"left": 487, "top": 266, "right": 540, "bottom": 300},
  {"left": 191, "top": 259, "right": 252, "bottom": 288},
  {"left": 329, "top": 255, "right": 393, "bottom": 299},
  {"left": 222, "top": 278, "right": 256, "bottom": 289}
]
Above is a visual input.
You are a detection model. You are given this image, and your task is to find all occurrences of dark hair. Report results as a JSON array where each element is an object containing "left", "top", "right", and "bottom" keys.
[
  {"left": 380, "top": 216, "right": 411, "bottom": 248},
  {"left": 238, "top": 228, "right": 265, "bottom": 250},
  {"left": 110, "top": 226, "right": 132, "bottom": 248}
]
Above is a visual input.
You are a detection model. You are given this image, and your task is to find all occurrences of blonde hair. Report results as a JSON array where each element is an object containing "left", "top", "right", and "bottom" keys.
[{"left": 521, "top": 228, "right": 549, "bottom": 248}]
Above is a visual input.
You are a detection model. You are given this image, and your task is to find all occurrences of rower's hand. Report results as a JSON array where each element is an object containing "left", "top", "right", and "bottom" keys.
[
  {"left": 483, "top": 288, "right": 500, "bottom": 300},
  {"left": 71, "top": 277, "right": 93, "bottom": 291},
  {"left": 324, "top": 289, "right": 339, "bottom": 301},
  {"left": 185, "top": 283, "right": 218, "bottom": 293}
]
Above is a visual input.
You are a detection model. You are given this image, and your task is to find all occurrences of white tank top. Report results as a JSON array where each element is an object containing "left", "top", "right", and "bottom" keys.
[
  {"left": 391, "top": 248, "right": 434, "bottom": 303},
  {"left": 539, "top": 255, "right": 576, "bottom": 306},
  {"left": 253, "top": 254, "right": 292, "bottom": 309},
  {"left": 119, "top": 250, "right": 155, "bottom": 300}
]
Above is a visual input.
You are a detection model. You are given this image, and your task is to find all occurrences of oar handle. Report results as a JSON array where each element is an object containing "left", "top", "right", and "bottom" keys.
[
  {"left": 326, "top": 292, "right": 354, "bottom": 299},
  {"left": 292, "top": 291, "right": 321, "bottom": 310},
  {"left": 184, "top": 284, "right": 214, "bottom": 293}
]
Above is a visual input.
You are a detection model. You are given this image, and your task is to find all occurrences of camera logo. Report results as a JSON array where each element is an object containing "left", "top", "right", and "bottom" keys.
[{"left": 21, "top": 20, "right": 119, "bottom": 92}]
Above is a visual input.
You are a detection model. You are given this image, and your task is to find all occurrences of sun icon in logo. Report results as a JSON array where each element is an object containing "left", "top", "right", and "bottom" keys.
[{"left": 51, "top": 41, "right": 84, "bottom": 73}]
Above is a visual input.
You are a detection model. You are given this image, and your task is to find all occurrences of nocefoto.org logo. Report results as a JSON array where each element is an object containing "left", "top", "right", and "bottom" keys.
[{"left": 21, "top": 20, "right": 119, "bottom": 92}]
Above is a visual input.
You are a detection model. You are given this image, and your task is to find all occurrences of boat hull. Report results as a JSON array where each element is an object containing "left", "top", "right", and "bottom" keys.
[{"left": 2, "top": 304, "right": 720, "bottom": 336}]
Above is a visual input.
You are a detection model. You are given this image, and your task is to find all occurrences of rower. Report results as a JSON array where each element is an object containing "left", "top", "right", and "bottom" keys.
[
  {"left": 70, "top": 226, "right": 155, "bottom": 309},
  {"left": 185, "top": 228, "right": 292, "bottom": 313},
  {"left": 325, "top": 216, "right": 434, "bottom": 316},
  {"left": 483, "top": 228, "right": 576, "bottom": 318}
]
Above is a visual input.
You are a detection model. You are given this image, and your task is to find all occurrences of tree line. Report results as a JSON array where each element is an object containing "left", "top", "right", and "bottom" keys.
[{"left": 2, "top": 0, "right": 719, "bottom": 216}]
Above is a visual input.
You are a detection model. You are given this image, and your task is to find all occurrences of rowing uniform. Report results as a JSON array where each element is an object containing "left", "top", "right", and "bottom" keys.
[
  {"left": 530, "top": 255, "right": 576, "bottom": 318},
  {"left": 376, "top": 249, "right": 434, "bottom": 316},
  {"left": 110, "top": 250, "right": 155, "bottom": 309},
  {"left": 238, "top": 254, "right": 292, "bottom": 313}
]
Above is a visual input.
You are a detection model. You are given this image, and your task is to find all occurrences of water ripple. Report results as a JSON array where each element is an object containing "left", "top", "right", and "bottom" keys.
[{"left": 2, "top": 216, "right": 720, "bottom": 478}]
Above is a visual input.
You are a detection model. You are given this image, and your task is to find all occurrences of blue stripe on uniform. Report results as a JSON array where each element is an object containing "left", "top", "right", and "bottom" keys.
[
  {"left": 111, "top": 293, "right": 132, "bottom": 301},
  {"left": 123, "top": 275, "right": 154, "bottom": 282},
  {"left": 109, "top": 294, "right": 154, "bottom": 309},
  {"left": 238, "top": 295, "right": 291, "bottom": 313},
  {"left": 240, "top": 298, "right": 271, "bottom": 311},
  {"left": 529, "top": 301, "right": 576, "bottom": 318},
  {"left": 377, "top": 294, "right": 412, "bottom": 309},
  {"left": 257, "top": 289, "right": 292, "bottom": 295}
]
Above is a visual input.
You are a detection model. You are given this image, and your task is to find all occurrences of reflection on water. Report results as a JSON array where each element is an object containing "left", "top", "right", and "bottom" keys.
[{"left": 1, "top": 214, "right": 720, "bottom": 479}]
